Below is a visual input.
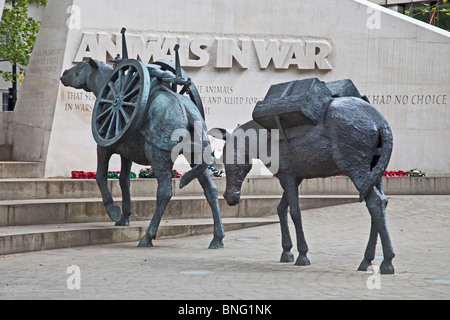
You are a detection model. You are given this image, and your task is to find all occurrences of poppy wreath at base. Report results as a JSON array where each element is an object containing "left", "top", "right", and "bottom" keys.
[
  {"left": 337, "top": 169, "right": 425, "bottom": 178},
  {"left": 71, "top": 171, "right": 137, "bottom": 179},
  {"left": 138, "top": 168, "right": 182, "bottom": 179}
]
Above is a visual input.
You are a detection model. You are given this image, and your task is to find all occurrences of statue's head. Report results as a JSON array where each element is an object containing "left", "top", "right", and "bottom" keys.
[
  {"left": 208, "top": 127, "right": 253, "bottom": 206},
  {"left": 60, "top": 59, "right": 113, "bottom": 96}
]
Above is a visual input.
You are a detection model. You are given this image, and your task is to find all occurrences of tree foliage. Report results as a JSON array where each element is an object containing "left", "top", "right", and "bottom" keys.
[
  {"left": 404, "top": 0, "right": 450, "bottom": 30},
  {"left": 405, "top": 0, "right": 449, "bottom": 17},
  {"left": 0, "top": 0, "right": 47, "bottom": 83}
]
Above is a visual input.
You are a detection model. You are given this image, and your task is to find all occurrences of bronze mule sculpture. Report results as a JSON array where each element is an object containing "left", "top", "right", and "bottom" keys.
[
  {"left": 60, "top": 58, "right": 225, "bottom": 249},
  {"left": 217, "top": 81, "right": 395, "bottom": 274}
]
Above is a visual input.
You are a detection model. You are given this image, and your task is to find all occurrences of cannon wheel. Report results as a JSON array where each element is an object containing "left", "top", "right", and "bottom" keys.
[
  {"left": 153, "top": 59, "right": 205, "bottom": 119},
  {"left": 92, "top": 59, "right": 151, "bottom": 147}
]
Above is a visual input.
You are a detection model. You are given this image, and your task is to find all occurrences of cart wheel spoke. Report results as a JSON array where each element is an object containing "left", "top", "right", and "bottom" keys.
[
  {"left": 99, "top": 98, "right": 115, "bottom": 105},
  {"left": 123, "top": 86, "right": 141, "bottom": 100},
  {"left": 115, "top": 111, "right": 123, "bottom": 136},
  {"left": 107, "top": 81, "right": 117, "bottom": 97},
  {"left": 117, "top": 68, "right": 125, "bottom": 92},
  {"left": 121, "top": 101, "right": 137, "bottom": 108},
  {"left": 98, "top": 111, "right": 114, "bottom": 137},
  {"left": 105, "top": 112, "right": 117, "bottom": 140},
  {"left": 123, "top": 71, "right": 140, "bottom": 95},
  {"left": 119, "top": 106, "right": 131, "bottom": 123},
  {"left": 122, "top": 66, "right": 136, "bottom": 92},
  {"left": 96, "top": 105, "right": 114, "bottom": 123}
]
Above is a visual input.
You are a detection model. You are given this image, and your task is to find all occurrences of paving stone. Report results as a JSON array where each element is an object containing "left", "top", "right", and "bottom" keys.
[{"left": 0, "top": 195, "right": 448, "bottom": 300}]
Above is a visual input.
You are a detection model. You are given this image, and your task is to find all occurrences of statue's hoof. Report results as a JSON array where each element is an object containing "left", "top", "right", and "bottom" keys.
[
  {"left": 357, "top": 259, "right": 373, "bottom": 272},
  {"left": 106, "top": 204, "right": 122, "bottom": 222},
  {"left": 137, "top": 236, "right": 153, "bottom": 247},
  {"left": 208, "top": 239, "right": 224, "bottom": 249},
  {"left": 280, "top": 251, "right": 294, "bottom": 263},
  {"left": 115, "top": 216, "right": 130, "bottom": 227},
  {"left": 295, "top": 254, "right": 311, "bottom": 266},
  {"left": 179, "top": 177, "right": 189, "bottom": 189},
  {"left": 380, "top": 260, "right": 395, "bottom": 275}
]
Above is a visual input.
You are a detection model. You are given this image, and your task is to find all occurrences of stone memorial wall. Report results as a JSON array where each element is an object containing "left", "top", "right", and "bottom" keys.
[{"left": 5, "top": 0, "right": 450, "bottom": 177}]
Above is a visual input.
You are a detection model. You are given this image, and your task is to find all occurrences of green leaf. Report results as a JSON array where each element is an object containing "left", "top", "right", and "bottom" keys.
[{"left": 0, "top": 0, "right": 43, "bottom": 83}]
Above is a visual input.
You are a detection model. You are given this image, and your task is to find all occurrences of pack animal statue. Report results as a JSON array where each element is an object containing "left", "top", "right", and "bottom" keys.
[
  {"left": 216, "top": 78, "right": 395, "bottom": 274},
  {"left": 60, "top": 30, "right": 224, "bottom": 249}
]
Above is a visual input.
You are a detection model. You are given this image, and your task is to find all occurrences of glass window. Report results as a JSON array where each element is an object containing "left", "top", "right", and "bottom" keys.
[{"left": 1, "top": 92, "right": 9, "bottom": 111}]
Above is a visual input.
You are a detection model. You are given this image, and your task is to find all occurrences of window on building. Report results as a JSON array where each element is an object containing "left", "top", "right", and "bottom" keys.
[{"left": 1, "top": 92, "right": 9, "bottom": 111}]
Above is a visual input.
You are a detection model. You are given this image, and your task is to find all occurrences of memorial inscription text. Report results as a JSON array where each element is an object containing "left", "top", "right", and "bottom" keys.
[
  {"left": 73, "top": 32, "right": 334, "bottom": 71},
  {"left": 367, "top": 94, "right": 447, "bottom": 106}
]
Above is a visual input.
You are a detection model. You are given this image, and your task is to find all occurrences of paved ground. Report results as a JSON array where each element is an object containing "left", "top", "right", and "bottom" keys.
[{"left": 0, "top": 195, "right": 449, "bottom": 300}]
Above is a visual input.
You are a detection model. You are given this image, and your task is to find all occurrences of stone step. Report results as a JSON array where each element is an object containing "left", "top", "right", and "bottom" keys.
[
  {"left": 0, "top": 195, "right": 359, "bottom": 227},
  {"left": 0, "top": 144, "right": 12, "bottom": 160},
  {"left": 0, "top": 177, "right": 283, "bottom": 201},
  {"left": 0, "top": 175, "right": 448, "bottom": 201},
  {"left": 0, "top": 216, "right": 280, "bottom": 255},
  {"left": 0, "top": 162, "right": 45, "bottom": 179}
]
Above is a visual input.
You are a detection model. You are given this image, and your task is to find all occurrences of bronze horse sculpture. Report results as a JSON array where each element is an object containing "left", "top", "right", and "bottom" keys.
[
  {"left": 60, "top": 57, "right": 225, "bottom": 249},
  {"left": 215, "top": 79, "right": 396, "bottom": 274}
]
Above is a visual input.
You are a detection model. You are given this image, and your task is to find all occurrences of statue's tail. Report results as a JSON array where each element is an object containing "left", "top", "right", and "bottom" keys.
[
  {"left": 179, "top": 161, "right": 209, "bottom": 189},
  {"left": 179, "top": 110, "right": 211, "bottom": 189},
  {"left": 358, "top": 124, "right": 393, "bottom": 202},
  {"left": 179, "top": 140, "right": 211, "bottom": 189}
]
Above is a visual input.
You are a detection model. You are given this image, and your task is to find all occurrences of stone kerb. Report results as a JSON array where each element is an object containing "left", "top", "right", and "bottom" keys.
[{"left": 0, "top": 176, "right": 447, "bottom": 202}]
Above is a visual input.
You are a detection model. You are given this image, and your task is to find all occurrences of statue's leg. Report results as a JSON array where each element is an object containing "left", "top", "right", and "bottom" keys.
[
  {"left": 138, "top": 148, "right": 173, "bottom": 247},
  {"left": 358, "top": 217, "right": 378, "bottom": 272},
  {"left": 115, "top": 157, "right": 133, "bottom": 226},
  {"left": 363, "top": 182, "right": 395, "bottom": 274},
  {"left": 358, "top": 176, "right": 381, "bottom": 271},
  {"left": 277, "top": 175, "right": 309, "bottom": 266},
  {"left": 96, "top": 146, "right": 121, "bottom": 222},
  {"left": 138, "top": 169, "right": 173, "bottom": 247},
  {"left": 197, "top": 171, "right": 225, "bottom": 249},
  {"left": 277, "top": 192, "right": 294, "bottom": 262}
]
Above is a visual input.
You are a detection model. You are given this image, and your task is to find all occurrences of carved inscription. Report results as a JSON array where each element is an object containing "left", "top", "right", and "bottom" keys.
[
  {"left": 73, "top": 32, "right": 334, "bottom": 71},
  {"left": 18, "top": 82, "right": 53, "bottom": 114},
  {"left": 29, "top": 48, "right": 63, "bottom": 75},
  {"left": 197, "top": 85, "right": 264, "bottom": 115},
  {"left": 63, "top": 89, "right": 96, "bottom": 112},
  {"left": 367, "top": 94, "right": 447, "bottom": 106}
]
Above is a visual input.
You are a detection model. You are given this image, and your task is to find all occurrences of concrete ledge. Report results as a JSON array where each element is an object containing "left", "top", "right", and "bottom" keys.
[
  {"left": 299, "top": 176, "right": 450, "bottom": 196},
  {"left": 0, "top": 176, "right": 448, "bottom": 201},
  {"left": 0, "top": 162, "right": 45, "bottom": 179},
  {"left": 0, "top": 217, "right": 279, "bottom": 255},
  {"left": 381, "top": 176, "right": 450, "bottom": 195},
  {"left": 0, "top": 195, "right": 359, "bottom": 227},
  {"left": 0, "top": 145, "right": 12, "bottom": 161}
]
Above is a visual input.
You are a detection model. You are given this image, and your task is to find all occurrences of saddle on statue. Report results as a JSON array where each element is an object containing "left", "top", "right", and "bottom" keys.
[{"left": 252, "top": 78, "right": 368, "bottom": 131}]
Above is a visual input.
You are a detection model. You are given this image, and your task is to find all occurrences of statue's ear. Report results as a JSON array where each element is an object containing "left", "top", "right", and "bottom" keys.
[{"left": 89, "top": 59, "right": 100, "bottom": 69}]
